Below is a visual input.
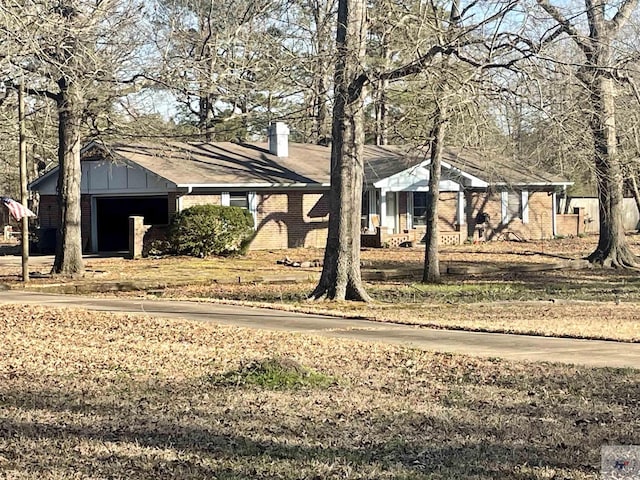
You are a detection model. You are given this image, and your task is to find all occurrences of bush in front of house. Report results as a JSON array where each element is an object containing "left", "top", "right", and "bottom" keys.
[{"left": 168, "top": 204, "right": 255, "bottom": 257}]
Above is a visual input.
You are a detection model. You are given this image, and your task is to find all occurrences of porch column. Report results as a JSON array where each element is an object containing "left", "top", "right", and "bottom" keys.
[
  {"left": 551, "top": 192, "right": 557, "bottom": 238},
  {"left": 379, "top": 188, "right": 387, "bottom": 233},
  {"left": 367, "top": 188, "right": 377, "bottom": 231}
]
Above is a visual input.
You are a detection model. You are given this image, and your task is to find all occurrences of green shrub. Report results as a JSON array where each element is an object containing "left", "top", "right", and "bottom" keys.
[{"left": 168, "top": 204, "right": 254, "bottom": 257}]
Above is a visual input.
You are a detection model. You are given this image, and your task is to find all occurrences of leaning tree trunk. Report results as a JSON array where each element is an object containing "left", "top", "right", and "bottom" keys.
[
  {"left": 586, "top": 75, "right": 637, "bottom": 267},
  {"left": 53, "top": 80, "right": 85, "bottom": 275},
  {"left": 423, "top": 101, "right": 447, "bottom": 283},
  {"left": 310, "top": 0, "right": 370, "bottom": 302}
]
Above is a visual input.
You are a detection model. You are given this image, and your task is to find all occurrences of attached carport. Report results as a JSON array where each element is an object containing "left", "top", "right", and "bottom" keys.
[{"left": 94, "top": 196, "right": 169, "bottom": 252}]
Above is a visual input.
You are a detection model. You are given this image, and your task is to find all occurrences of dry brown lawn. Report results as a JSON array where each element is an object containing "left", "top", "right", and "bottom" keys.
[
  {"left": 2, "top": 234, "right": 640, "bottom": 341},
  {"left": 1, "top": 304, "right": 638, "bottom": 479}
]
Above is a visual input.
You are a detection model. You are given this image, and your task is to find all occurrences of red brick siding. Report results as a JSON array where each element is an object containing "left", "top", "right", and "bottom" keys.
[
  {"left": 398, "top": 192, "right": 408, "bottom": 232},
  {"left": 180, "top": 194, "right": 222, "bottom": 210},
  {"left": 398, "top": 192, "right": 461, "bottom": 235},
  {"left": 38, "top": 195, "right": 59, "bottom": 229},
  {"left": 437, "top": 192, "right": 460, "bottom": 232},
  {"left": 36, "top": 194, "right": 93, "bottom": 251},
  {"left": 168, "top": 192, "right": 179, "bottom": 216},
  {"left": 174, "top": 191, "right": 329, "bottom": 250},
  {"left": 252, "top": 191, "right": 329, "bottom": 250},
  {"left": 466, "top": 190, "right": 554, "bottom": 240}
]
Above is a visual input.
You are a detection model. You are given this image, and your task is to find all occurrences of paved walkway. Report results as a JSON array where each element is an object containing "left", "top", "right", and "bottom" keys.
[{"left": 1, "top": 290, "right": 639, "bottom": 369}]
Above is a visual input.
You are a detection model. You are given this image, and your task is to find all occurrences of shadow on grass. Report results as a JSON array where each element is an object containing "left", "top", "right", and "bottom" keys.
[{"left": 1, "top": 364, "right": 636, "bottom": 478}]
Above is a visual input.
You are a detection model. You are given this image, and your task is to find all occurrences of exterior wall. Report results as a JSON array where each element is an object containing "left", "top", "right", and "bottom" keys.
[
  {"left": 38, "top": 195, "right": 59, "bottom": 229},
  {"left": 174, "top": 190, "right": 329, "bottom": 250},
  {"left": 556, "top": 208, "right": 587, "bottom": 237},
  {"left": 81, "top": 195, "right": 92, "bottom": 251},
  {"left": 566, "top": 197, "right": 640, "bottom": 232},
  {"left": 180, "top": 194, "right": 222, "bottom": 210},
  {"left": 398, "top": 192, "right": 409, "bottom": 232},
  {"left": 525, "top": 192, "right": 555, "bottom": 239},
  {"left": 253, "top": 191, "right": 329, "bottom": 250},
  {"left": 36, "top": 194, "right": 93, "bottom": 252},
  {"left": 397, "top": 191, "right": 461, "bottom": 235},
  {"left": 33, "top": 159, "right": 174, "bottom": 196},
  {"left": 466, "top": 190, "right": 554, "bottom": 241},
  {"left": 437, "top": 192, "right": 460, "bottom": 232},
  {"left": 168, "top": 192, "right": 178, "bottom": 216}
]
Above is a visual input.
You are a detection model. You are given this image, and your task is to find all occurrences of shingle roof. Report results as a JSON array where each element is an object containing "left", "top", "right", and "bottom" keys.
[
  {"left": 76, "top": 140, "right": 570, "bottom": 188},
  {"left": 103, "top": 141, "right": 333, "bottom": 186},
  {"left": 441, "top": 147, "right": 569, "bottom": 185}
]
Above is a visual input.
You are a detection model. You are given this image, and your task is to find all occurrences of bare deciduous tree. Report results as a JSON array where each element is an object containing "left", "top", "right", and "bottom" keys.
[
  {"left": 536, "top": 0, "right": 639, "bottom": 267},
  {"left": 0, "top": 0, "right": 147, "bottom": 274}
]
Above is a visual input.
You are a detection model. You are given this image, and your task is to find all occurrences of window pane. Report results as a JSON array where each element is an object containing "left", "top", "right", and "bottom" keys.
[
  {"left": 413, "top": 192, "right": 429, "bottom": 226},
  {"left": 229, "top": 193, "right": 248, "bottom": 209},
  {"left": 507, "top": 192, "right": 520, "bottom": 220}
]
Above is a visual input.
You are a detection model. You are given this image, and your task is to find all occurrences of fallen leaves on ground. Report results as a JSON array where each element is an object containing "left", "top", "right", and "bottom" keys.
[{"left": 1, "top": 304, "right": 638, "bottom": 479}]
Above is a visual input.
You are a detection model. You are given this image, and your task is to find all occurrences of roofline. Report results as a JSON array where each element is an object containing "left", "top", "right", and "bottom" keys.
[
  {"left": 440, "top": 160, "right": 488, "bottom": 187},
  {"left": 493, "top": 182, "right": 574, "bottom": 187},
  {"left": 177, "top": 183, "right": 330, "bottom": 189},
  {"left": 28, "top": 166, "right": 59, "bottom": 189},
  {"left": 81, "top": 139, "right": 103, "bottom": 155}
]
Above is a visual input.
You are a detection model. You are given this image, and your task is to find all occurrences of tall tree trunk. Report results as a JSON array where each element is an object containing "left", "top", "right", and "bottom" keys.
[
  {"left": 53, "top": 80, "right": 84, "bottom": 275},
  {"left": 537, "top": 0, "right": 639, "bottom": 268},
  {"left": 586, "top": 75, "right": 637, "bottom": 267},
  {"left": 423, "top": 100, "right": 447, "bottom": 283},
  {"left": 422, "top": 0, "right": 458, "bottom": 283},
  {"left": 310, "top": 0, "right": 370, "bottom": 302}
]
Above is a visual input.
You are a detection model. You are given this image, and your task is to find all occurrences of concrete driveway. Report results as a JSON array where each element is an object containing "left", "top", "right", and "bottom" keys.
[{"left": 1, "top": 290, "right": 639, "bottom": 369}]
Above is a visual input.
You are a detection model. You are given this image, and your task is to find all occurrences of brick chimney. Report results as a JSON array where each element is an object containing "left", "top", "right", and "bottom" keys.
[{"left": 268, "top": 122, "right": 289, "bottom": 157}]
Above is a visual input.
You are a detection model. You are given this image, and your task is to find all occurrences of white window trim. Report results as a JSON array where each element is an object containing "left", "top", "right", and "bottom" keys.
[
  {"left": 501, "top": 190, "right": 528, "bottom": 224},
  {"left": 521, "top": 190, "right": 529, "bottom": 224},
  {"left": 221, "top": 192, "right": 230, "bottom": 206},
  {"left": 501, "top": 191, "right": 509, "bottom": 224},
  {"left": 552, "top": 192, "right": 558, "bottom": 237},
  {"left": 248, "top": 191, "right": 257, "bottom": 228}
]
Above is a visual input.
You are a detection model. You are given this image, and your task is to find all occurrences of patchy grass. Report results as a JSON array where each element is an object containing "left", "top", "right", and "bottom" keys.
[
  {"left": 0, "top": 304, "right": 638, "bottom": 479},
  {"left": 4, "top": 235, "right": 640, "bottom": 341},
  {"left": 207, "top": 357, "right": 336, "bottom": 390}
]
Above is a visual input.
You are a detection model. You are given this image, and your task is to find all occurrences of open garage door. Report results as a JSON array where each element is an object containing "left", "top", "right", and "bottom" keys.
[{"left": 96, "top": 196, "right": 168, "bottom": 252}]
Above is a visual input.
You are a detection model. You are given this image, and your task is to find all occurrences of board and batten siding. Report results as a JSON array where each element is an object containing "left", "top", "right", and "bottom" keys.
[{"left": 34, "top": 160, "right": 175, "bottom": 196}]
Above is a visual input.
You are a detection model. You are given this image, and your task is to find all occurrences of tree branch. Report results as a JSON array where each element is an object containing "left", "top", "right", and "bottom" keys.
[
  {"left": 608, "top": 0, "right": 640, "bottom": 34},
  {"left": 536, "top": 0, "right": 590, "bottom": 55}
]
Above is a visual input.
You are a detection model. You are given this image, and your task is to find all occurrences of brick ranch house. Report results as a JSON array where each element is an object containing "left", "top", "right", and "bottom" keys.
[{"left": 29, "top": 123, "right": 577, "bottom": 253}]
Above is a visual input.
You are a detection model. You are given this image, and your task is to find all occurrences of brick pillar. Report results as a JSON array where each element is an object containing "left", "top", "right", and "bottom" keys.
[{"left": 128, "top": 216, "right": 145, "bottom": 259}]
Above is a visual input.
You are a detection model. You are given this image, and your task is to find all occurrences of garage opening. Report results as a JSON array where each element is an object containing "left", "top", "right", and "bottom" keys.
[{"left": 96, "top": 196, "right": 168, "bottom": 251}]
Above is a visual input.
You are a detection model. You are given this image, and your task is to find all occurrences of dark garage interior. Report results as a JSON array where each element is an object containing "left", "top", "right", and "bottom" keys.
[{"left": 96, "top": 196, "right": 168, "bottom": 251}]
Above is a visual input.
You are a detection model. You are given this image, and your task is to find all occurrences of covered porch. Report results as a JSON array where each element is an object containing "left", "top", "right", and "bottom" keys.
[{"left": 360, "top": 159, "right": 472, "bottom": 247}]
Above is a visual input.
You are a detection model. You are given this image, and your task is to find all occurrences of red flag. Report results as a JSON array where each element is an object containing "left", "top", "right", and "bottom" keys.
[{"left": 1, "top": 197, "right": 36, "bottom": 221}]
